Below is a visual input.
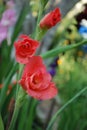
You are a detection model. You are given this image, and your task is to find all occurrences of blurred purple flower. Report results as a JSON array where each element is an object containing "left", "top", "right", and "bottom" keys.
[
  {"left": 6, "top": 0, "right": 15, "bottom": 8},
  {"left": 50, "top": 57, "right": 59, "bottom": 68},
  {"left": 50, "top": 62, "right": 57, "bottom": 68},
  {"left": 0, "top": 23, "right": 8, "bottom": 44},
  {"left": 48, "top": 69, "right": 56, "bottom": 77},
  {"left": 1, "top": 9, "right": 16, "bottom": 27}
]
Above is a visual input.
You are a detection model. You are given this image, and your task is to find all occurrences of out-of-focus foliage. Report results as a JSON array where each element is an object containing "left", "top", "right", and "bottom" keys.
[{"left": 54, "top": 52, "right": 87, "bottom": 130}]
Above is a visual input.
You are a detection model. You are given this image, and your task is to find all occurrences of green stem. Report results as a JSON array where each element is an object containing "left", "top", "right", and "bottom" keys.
[
  {"left": 17, "top": 100, "right": 30, "bottom": 130},
  {"left": 16, "top": 64, "right": 24, "bottom": 97},
  {"left": 34, "top": 1, "right": 47, "bottom": 40},
  {"left": 8, "top": 106, "right": 19, "bottom": 130},
  {"left": 46, "top": 86, "right": 87, "bottom": 130},
  {"left": 8, "top": 87, "right": 26, "bottom": 130},
  {"left": 41, "top": 40, "right": 87, "bottom": 59},
  {"left": 8, "top": 64, "right": 26, "bottom": 130},
  {"left": 25, "top": 98, "right": 38, "bottom": 130}
]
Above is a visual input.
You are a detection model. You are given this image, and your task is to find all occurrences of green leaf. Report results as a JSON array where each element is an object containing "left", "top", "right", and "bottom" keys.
[
  {"left": 17, "top": 99, "right": 30, "bottom": 130},
  {"left": 41, "top": 40, "right": 87, "bottom": 59},
  {"left": 25, "top": 98, "right": 38, "bottom": 130},
  {"left": 8, "top": 4, "right": 29, "bottom": 57},
  {"left": 0, "top": 63, "right": 18, "bottom": 112},
  {"left": 0, "top": 114, "right": 4, "bottom": 130},
  {"left": 41, "top": 0, "right": 49, "bottom": 7},
  {"left": 11, "top": 6, "right": 28, "bottom": 43},
  {"left": 46, "top": 86, "right": 87, "bottom": 130}
]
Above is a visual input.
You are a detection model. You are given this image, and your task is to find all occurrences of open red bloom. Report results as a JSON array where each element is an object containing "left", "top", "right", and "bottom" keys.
[
  {"left": 19, "top": 56, "right": 58, "bottom": 100},
  {"left": 39, "top": 8, "right": 61, "bottom": 29},
  {"left": 14, "top": 35, "right": 39, "bottom": 64}
]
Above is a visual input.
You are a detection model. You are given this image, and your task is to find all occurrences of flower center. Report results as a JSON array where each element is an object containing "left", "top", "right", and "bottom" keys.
[
  {"left": 33, "top": 75, "right": 40, "bottom": 85},
  {"left": 22, "top": 43, "right": 30, "bottom": 49}
]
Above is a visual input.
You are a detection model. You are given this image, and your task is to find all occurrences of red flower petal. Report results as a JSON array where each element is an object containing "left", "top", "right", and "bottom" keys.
[
  {"left": 23, "top": 56, "right": 46, "bottom": 75},
  {"left": 27, "top": 82, "right": 58, "bottom": 100}
]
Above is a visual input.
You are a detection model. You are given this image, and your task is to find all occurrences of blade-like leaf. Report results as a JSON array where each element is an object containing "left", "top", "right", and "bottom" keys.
[
  {"left": 0, "top": 114, "right": 4, "bottom": 130},
  {"left": 0, "top": 63, "right": 18, "bottom": 112},
  {"left": 41, "top": 40, "right": 87, "bottom": 59},
  {"left": 46, "top": 86, "right": 87, "bottom": 130}
]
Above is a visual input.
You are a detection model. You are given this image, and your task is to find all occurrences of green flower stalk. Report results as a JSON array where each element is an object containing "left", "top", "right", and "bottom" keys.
[
  {"left": 8, "top": 87, "right": 26, "bottom": 130},
  {"left": 8, "top": 64, "right": 26, "bottom": 130},
  {"left": 34, "top": 0, "right": 47, "bottom": 40}
]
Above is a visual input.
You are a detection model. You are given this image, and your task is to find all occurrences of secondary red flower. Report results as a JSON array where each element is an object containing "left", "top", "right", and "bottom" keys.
[
  {"left": 19, "top": 56, "right": 58, "bottom": 100},
  {"left": 14, "top": 35, "right": 39, "bottom": 64},
  {"left": 39, "top": 8, "right": 61, "bottom": 29}
]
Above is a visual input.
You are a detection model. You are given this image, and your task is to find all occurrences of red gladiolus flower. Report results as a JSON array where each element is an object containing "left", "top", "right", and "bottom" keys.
[
  {"left": 39, "top": 8, "right": 61, "bottom": 29},
  {"left": 19, "top": 56, "right": 58, "bottom": 100},
  {"left": 14, "top": 35, "right": 39, "bottom": 64}
]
